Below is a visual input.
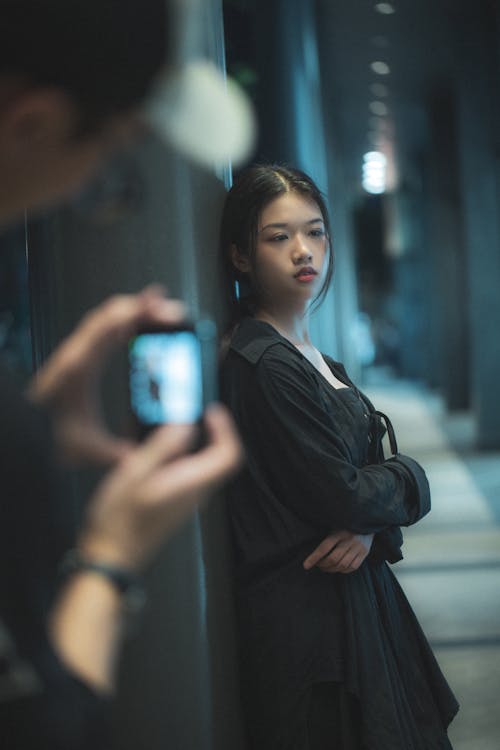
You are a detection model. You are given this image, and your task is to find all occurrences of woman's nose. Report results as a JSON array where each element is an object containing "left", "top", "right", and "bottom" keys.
[{"left": 292, "top": 236, "right": 313, "bottom": 262}]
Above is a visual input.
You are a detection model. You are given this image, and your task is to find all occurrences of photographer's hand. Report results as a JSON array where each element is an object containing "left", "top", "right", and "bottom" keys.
[
  {"left": 78, "top": 403, "right": 242, "bottom": 568},
  {"left": 50, "top": 403, "right": 242, "bottom": 691},
  {"left": 27, "top": 286, "right": 186, "bottom": 466}
]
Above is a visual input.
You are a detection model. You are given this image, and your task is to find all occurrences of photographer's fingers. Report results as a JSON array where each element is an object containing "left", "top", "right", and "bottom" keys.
[
  {"left": 143, "top": 405, "right": 243, "bottom": 504},
  {"left": 81, "top": 407, "right": 242, "bottom": 570},
  {"left": 116, "top": 403, "right": 242, "bottom": 488},
  {"left": 68, "top": 290, "right": 187, "bottom": 365},
  {"left": 56, "top": 419, "right": 136, "bottom": 466},
  {"left": 29, "top": 289, "right": 186, "bottom": 403},
  {"left": 122, "top": 422, "right": 198, "bottom": 481}
]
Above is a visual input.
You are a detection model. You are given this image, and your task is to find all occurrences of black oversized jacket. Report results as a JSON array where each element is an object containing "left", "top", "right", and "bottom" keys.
[{"left": 221, "top": 318, "right": 458, "bottom": 750}]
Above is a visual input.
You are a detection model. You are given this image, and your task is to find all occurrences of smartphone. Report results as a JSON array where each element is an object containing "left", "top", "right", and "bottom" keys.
[{"left": 128, "top": 320, "right": 215, "bottom": 439}]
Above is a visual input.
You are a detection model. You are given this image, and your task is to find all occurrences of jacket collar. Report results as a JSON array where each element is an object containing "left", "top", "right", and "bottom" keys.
[
  {"left": 229, "top": 317, "right": 380, "bottom": 423},
  {"left": 229, "top": 317, "right": 296, "bottom": 364}
]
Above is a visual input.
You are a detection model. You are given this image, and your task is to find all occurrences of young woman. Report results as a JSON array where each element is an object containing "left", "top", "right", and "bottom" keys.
[{"left": 219, "top": 165, "right": 458, "bottom": 750}]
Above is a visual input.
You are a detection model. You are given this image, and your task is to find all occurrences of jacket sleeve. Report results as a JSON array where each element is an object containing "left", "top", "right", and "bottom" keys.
[
  {"left": 370, "top": 527, "right": 404, "bottom": 564},
  {"left": 227, "top": 348, "right": 430, "bottom": 535}
]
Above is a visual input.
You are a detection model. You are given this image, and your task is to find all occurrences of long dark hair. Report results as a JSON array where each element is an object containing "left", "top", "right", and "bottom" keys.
[{"left": 219, "top": 164, "right": 334, "bottom": 337}]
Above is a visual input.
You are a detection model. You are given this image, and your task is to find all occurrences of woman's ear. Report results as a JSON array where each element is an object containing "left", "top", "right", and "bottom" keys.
[{"left": 230, "top": 244, "right": 251, "bottom": 274}]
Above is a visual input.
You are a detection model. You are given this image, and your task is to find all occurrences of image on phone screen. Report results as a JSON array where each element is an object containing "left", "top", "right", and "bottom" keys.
[{"left": 128, "top": 330, "right": 203, "bottom": 428}]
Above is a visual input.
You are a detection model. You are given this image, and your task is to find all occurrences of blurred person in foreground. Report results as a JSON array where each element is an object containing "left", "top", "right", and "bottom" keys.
[{"left": 0, "top": 1, "right": 249, "bottom": 747}]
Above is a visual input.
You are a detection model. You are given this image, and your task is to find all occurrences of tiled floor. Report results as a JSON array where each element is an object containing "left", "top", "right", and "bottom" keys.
[{"left": 365, "top": 378, "right": 500, "bottom": 750}]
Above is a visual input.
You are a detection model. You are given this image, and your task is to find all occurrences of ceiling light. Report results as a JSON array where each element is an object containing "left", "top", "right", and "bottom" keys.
[
  {"left": 363, "top": 182, "right": 385, "bottom": 195},
  {"left": 362, "top": 150, "right": 387, "bottom": 195},
  {"left": 363, "top": 151, "right": 387, "bottom": 165},
  {"left": 374, "top": 3, "right": 396, "bottom": 14},
  {"left": 369, "top": 101, "right": 388, "bottom": 116},
  {"left": 363, "top": 165, "right": 385, "bottom": 178},
  {"left": 370, "top": 61, "right": 390, "bottom": 75}
]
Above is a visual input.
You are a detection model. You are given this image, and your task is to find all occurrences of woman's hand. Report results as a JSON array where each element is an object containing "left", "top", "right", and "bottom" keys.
[
  {"left": 27, "top": 286, "right": 187, "bottom": 466},
  {"left": 303, "top": 530, "right": 374, "bottom": 574}
]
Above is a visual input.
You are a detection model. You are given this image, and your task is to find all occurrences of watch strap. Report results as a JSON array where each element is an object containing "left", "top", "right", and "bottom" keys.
[{"left": 59, "top": 549, "right": 146, "bottom": 619}]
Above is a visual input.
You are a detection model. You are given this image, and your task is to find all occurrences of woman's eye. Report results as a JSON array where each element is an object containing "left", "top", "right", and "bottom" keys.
[
  {"left": 270, "top": 234, "right": 288, "bottom": 242},
  {"left": 310, "top": 229, "right": 325, "bottom": 238}
]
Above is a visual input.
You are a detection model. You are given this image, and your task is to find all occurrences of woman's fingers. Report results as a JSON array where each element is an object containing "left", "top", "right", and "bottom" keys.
[
  {"left": 303, "top": 530, "right": 350, "bottom": 570},
  {"left": 317, "top": 544, "right": 358, "bottom": 572},
  {"left": 303, "top": 534, "right": 337, "bottom": 570},
  {"left": 305, "top": 531, "right": 374, "bottom": 573},
  {"left": 316, "top": 540, "right": 352, "bottom": 571}
]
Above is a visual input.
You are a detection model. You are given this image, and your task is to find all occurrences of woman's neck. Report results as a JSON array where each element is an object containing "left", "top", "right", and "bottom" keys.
[{"left": 254, "top": 307, "right": 312, "bottom": 347}]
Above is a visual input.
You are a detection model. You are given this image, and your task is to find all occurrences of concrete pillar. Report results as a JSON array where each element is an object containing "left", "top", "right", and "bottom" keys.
[
  {"left": 315, "top": 0, "right": 382, "bottom": 379},
  {"left": 253, "top": 0, "right": 348, "bottom": 360},
  {"left": 383, "top": 179, "right": 434, "bottom": 384},
  {"left": 321, "top": 132, "right": 362, "bottom": 379},
  {"left": 421, "top": 88, "right": 470, "bottom": 410},
  {"left": 456, "top": 1, "right": 500, "bottom": 448}
]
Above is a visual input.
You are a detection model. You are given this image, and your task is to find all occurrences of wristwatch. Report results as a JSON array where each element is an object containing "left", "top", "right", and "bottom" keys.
[{"left": 60, "top": 549, "right": 147, "bottom": 625}]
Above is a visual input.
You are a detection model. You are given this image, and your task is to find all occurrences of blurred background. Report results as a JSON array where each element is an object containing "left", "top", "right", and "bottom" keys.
[{"left": 1, "top": 0, "right": 499, "bottom": 748}]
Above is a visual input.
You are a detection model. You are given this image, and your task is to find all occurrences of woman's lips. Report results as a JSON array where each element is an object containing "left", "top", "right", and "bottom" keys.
[{"left": 295, "top": 267, "right": 318, "bottom": 282}]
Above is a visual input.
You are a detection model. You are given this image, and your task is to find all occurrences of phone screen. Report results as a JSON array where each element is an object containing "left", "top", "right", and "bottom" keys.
[{"left": 128, "top": 328, "right": 203, "bottom": 428}]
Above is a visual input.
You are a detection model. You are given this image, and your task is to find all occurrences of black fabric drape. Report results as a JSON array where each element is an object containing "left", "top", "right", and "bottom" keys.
[{"left": 341, "top": 561, "right": 457, "bottom": 750}]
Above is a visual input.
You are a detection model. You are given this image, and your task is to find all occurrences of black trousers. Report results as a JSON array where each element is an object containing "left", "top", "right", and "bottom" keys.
[{"left": 290, "top": 682, "right": 364, "bottom": 750}]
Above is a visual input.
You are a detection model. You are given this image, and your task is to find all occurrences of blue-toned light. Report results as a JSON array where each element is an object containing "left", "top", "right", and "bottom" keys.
[
  {"left": 129, "top": 332, "right": 203, "bottom": 424},
  {"left": 374, "top": 3, "right": 396, "bottom": 15},
  {"left": 362, "top": 150, "right": 387, "bottom": 195},
  {"left": 370, "top": 60, "right": 391, "bottom": 75}
]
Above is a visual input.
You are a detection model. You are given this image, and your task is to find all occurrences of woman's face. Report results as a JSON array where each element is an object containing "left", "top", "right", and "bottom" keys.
[{"left": 250, "top": 191, "right": 329, "bottom": 309}]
